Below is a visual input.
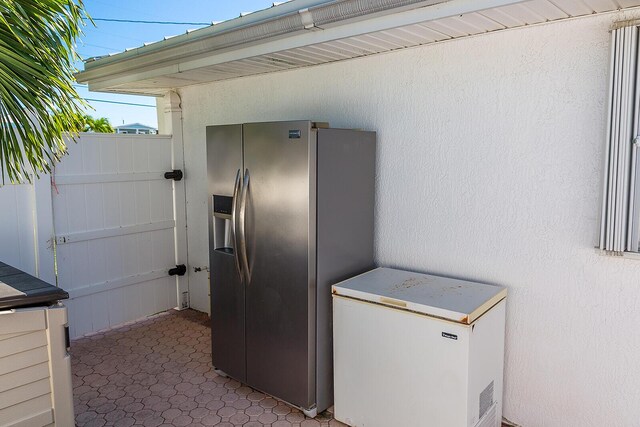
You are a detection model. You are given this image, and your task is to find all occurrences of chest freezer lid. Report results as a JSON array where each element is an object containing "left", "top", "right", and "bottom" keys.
[
  {"left": 0, "top": 262, "right": 68, "bottom": 310},
  {"left": 332, "top": 268, "right": 507, "bottom": 324}
]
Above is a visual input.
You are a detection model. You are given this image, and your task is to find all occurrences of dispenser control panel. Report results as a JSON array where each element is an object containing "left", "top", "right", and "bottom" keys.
[
  {"left": 212, "top": 195, "right": 234, "bottom": 252},
  {"left": 213, "top": 195, "right": 233, "bottom": 216}
]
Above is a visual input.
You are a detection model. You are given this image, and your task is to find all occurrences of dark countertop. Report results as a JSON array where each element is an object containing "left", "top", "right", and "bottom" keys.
[{"left": 0, "top": 261, "right": 68, "bottom": 310}]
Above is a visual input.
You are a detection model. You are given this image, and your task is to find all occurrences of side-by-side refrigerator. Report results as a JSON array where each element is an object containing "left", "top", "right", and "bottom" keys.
[{"left": 207, "top": 121, "right": 375, "bottom": 417}]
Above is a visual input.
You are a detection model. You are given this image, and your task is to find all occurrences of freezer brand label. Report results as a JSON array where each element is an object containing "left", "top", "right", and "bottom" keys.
[
  {"left": 289, "top": 129, "right": 301, "bottom": 139},
  {"left": 442, "top": 332, "right": 458, "bottom": 340}
]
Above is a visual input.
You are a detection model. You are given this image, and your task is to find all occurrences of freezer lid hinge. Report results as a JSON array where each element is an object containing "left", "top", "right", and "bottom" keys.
[
  {"left": 312, "top": 122, "right": 330, "bottom": 129},
  {"left": 164, "top": 169, "right": 183, "bottom": 181},
  {"left": 169, "top": 264, "right": 187, "bottom": 276}
]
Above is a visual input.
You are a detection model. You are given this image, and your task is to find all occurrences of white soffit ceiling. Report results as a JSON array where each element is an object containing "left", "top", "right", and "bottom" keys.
[{"left": 82, "top": 0, "right": 640, "bottom": 96}]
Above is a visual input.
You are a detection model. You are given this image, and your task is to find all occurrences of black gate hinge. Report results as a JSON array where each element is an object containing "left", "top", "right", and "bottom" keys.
[
  {"left": 169, "top": 264, "right": 187, "bottom": 276},
  {"left": 164, "top": 170, "right": 183, "bottom": 181}
]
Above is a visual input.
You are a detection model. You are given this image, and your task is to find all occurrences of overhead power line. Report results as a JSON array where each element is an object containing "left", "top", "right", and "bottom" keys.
[
  {"left": 82, "top": 42, "right": 118, "bottom": 51},
  {"left": 85, "top": 98, "right": 156, "bottom": 108},
  {"left": 92, "top": 17, "right": 210, "bottom": 25}
]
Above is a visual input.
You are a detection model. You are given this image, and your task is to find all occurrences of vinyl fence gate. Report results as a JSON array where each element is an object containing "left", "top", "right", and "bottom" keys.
[{"left": 50, "top": 133, "right": 188, "bottom": 339}]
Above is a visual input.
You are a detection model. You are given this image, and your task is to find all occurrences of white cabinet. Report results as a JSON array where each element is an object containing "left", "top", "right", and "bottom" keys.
[
  {"left": 0, "top": 305, "right": 74, "bottom": 427},
  {"left": 332, "top": 268, "right": 507, "bottom": 427}
]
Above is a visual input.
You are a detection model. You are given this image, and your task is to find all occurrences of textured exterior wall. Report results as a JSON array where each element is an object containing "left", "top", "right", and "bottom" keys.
[{"left": 177, "top": 10, "right": 640, "bottom": 426}]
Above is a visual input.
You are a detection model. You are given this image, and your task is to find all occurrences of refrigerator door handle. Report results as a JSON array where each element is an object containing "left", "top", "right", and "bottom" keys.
[
  {"left": 239, "top": 168, "right": 251, "bottom": 284},
  {"left": 231, "top": 169, "right": 243, "bottom": 280}
]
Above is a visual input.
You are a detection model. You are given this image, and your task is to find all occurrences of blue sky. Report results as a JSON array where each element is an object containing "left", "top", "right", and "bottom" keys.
[{"left": 76, "top": 0, "right": 278, "bottom": 129}]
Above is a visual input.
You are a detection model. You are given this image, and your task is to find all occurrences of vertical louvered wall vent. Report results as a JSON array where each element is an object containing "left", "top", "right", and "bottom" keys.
[{"left": 600, "top": 24, "right": 640, "bottom": 254}]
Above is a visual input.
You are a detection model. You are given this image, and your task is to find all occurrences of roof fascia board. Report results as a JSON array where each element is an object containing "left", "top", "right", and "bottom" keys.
[
  {"left": 83, "top": 0, "right": 529, "bottom": 92},
  {"left": 78, "top": 0, "right": 450, "bottom": 83},
  {"left": 87, "top": 63, "right": 182, "bottom": 92},
  {"left": 82, "top": 0, "right": 333, "bottom": 69}
]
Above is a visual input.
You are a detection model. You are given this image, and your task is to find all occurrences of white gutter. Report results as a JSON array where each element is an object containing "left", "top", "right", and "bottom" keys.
[
  {"left": 81, "top": 0, "right": 333, "bottom": 66},
  {"left": 78, "top": 0, "right": 447, "bottom": 81},
  {"left": 77, "top": 0, "right": 529, "bottom": 90}
]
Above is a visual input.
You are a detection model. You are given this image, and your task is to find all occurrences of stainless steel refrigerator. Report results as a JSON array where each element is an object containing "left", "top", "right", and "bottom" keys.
[{"left": 207, "top": 121, "right": 375, "bottom": 417}]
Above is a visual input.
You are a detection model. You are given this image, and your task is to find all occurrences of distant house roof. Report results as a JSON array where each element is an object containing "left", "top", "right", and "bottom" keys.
[{"left": 116, "top": 123, "right": 157, "bottom": 131}]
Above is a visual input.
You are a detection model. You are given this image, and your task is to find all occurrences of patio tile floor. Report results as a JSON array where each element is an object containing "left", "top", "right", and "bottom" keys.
[{"left": 71, "top": 309, "right": 344, "bottom": 427}]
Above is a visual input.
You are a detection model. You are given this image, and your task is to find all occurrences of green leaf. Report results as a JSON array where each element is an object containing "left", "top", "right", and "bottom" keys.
[{"left": 0, "top": 0, "right": 89, "bottom": 183}]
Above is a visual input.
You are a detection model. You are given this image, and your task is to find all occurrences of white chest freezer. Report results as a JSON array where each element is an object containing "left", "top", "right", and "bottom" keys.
[{"left": 332, "top": 268, "right": 507, "bottom": 427}]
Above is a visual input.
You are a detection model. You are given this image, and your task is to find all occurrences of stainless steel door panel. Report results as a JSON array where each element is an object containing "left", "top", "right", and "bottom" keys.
[
  {"left": 207, "top": 125, "right": 243, "bottom": 196},
  {"left": 207, "top": 124, "right": 246, "bottom": 382},
  {"left": 243, "top": 121, "right": 316, "bottom": 408},
  {"left": 210, "top": 250, "right": 245, "bottom": 381}
]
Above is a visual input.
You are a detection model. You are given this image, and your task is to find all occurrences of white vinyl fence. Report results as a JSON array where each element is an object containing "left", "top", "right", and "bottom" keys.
[
  {"left": 0, "top": 182, "right": 38, "bottom": 276},
  {"left": 0, "top": 132, "right": 188, "bottom": 339},
  {"left": 0, "top": 175, "right": 55, "bottom": 285}
]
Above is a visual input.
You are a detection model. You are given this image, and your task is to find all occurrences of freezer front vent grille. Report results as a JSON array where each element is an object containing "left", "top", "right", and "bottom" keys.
[
  {"left": 479, "top": 380, "right": 494, "bottom": 420},
  {"left": 476, "top": 403, "right": 497, "bottom": 427}
]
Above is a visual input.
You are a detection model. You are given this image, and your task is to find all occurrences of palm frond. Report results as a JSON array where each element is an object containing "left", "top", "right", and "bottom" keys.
[{"left": 0, "top": 0, "right": 89, "bottom": 183}]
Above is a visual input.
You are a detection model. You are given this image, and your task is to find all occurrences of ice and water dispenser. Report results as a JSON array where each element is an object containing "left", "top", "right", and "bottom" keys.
[{"left": 211, "top": 195, "right": 234, "bottom": 254}]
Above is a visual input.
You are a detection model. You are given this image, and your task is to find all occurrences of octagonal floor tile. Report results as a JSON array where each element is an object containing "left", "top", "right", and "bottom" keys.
[{"left": 72, "top": 309, "right": 341, "bottom": 426}]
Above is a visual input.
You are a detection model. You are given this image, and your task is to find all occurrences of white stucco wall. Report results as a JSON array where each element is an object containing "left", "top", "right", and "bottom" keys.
[{"left": 175, "top": 10, "right": 640, "bottom": 426}]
